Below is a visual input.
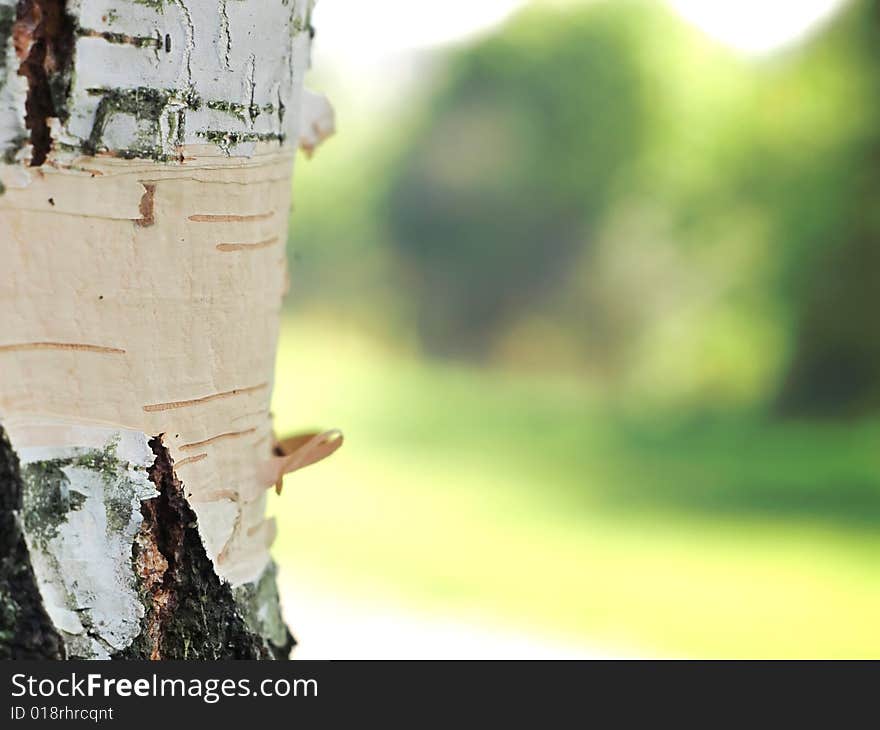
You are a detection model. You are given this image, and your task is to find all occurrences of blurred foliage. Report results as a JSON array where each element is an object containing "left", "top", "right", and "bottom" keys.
[
  {"left": 277, "top": 0, "right": 880, "bottom": 656},
  {"left": 271, "top": 320, "right": 880, "bottom": 657},
  {"left": 374, "top": 0, "right": 879, "bottom": 415},
  {"left": 387, "top": 4, "right": 648, "bottom": 358},
  {"left": 764, "top": 2, "right": 880, "bottom": 415}
]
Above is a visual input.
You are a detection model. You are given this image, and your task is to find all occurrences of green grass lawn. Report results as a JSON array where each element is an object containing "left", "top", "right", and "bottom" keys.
[{"left": 268, "top": 318, "right": 880, "bottom": 657}]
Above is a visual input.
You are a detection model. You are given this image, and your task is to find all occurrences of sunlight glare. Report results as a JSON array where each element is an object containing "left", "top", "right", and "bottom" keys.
[
  {"left": 312, "top": 0, "right": 528, "bottom": 63},
  {"left": 668, "top": 0, "right": 850, "bottom": 54}
]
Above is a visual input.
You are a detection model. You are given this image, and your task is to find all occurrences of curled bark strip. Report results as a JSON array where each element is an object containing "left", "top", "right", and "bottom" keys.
[
  {"left": 261, "top": 430, "right": 344, "bottom": 495},
  {"left": 298, "top": 89, "right": 335, "bottom": 158}
]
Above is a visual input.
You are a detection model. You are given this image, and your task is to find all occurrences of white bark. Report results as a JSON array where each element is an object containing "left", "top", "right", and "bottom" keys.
[
  {"left": 0, "top": 0, "right": 333, "bottom": 658},
  {"left": 0, "top": 0, "right": 28, "bottom": 158},
  {"left": 17, "top": 428, "right": 157, "bottom": 659}
]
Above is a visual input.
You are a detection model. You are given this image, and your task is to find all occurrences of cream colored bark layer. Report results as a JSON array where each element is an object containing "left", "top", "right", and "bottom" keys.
[{"left": 1, "top": 144, "right": 296, "bottom": 586}]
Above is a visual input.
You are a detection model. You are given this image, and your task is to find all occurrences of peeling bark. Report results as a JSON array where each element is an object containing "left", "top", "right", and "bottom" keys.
[
  {"left": 121, "top": 437, "right": 292, "bottom": 660},
  {"left": 0, "top": 0, "right": 331, "bottom": 660}
]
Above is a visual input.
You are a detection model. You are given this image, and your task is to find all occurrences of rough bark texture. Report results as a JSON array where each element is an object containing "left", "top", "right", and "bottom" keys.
[
  {"left": 0, "top": 421, "right": 294, "bottom": 660},
  {"left": 13, "top": 0, "right": 76, "bottom": 165},
  {"left": 1, "top": 0, "right": 312, "bottom": 162},
  {"left": 118, "top": 438, "right": 293, "bottom": 660},
  {"left": 0, "top": 426, "right": 63, "bottom": 659}
]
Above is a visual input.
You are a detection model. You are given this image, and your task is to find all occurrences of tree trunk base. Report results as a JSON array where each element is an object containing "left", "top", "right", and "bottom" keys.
[{"left": 0, "top": 425, "right": 294, "bottom": 660}]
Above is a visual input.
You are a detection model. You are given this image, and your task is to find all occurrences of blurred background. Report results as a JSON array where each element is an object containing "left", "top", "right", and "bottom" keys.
[{"left": 269, "top": 0, "right": 880, "bottom": 658}]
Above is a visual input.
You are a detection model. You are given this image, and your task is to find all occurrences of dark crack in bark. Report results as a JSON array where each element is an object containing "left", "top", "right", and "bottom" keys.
[
  {"left": 118, "top": 436, "right": 294, "bottom": 660},
  {"left": 13, "top": 0, "right": 76, "bottom": 166},
  {"left": 0, "top": 425, "right": 64, "bottom": 659}
]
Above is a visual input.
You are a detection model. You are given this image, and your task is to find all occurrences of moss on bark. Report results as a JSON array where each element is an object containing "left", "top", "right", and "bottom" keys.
[
  {"left": 117, "top": 437, "right": 294, "bottom": 660},
  {"left": 0, "top": 425, "right": 64, "bottom": 659},
  {"left": 0, "top": 426, "right": 294, "bottom": 660}
]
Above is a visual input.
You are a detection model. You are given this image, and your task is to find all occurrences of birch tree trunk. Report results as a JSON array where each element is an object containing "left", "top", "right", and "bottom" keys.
[{"left": 0, "top": 0, "right": 334, "bottom": 659}]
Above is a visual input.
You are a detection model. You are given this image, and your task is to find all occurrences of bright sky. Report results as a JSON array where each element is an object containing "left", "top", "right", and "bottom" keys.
[
  {"left": 311, "top": 0, "right": 528, "bottom": 66},
  {"left": 312, "top": 0, "right": 851, "bottom": 65},
  {"left": 669, "top": 0, "right": 850, "bottom": 54}
]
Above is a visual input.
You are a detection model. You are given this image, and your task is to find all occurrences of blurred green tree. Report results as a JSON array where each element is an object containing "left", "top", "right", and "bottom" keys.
[
  {"left": 379, "top": 0, "right": 880, "bottom": 415},
  {"left": 775, "top": 0, "right": 880, "bottom": 416},
  {"left": 387, "top": 1, "right": 649, "bottom": 358}
]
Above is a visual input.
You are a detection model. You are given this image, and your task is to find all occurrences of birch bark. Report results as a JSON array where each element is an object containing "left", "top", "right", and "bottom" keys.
[{"left": 0, "top": 0, "right": 331, "bottom": 659}]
